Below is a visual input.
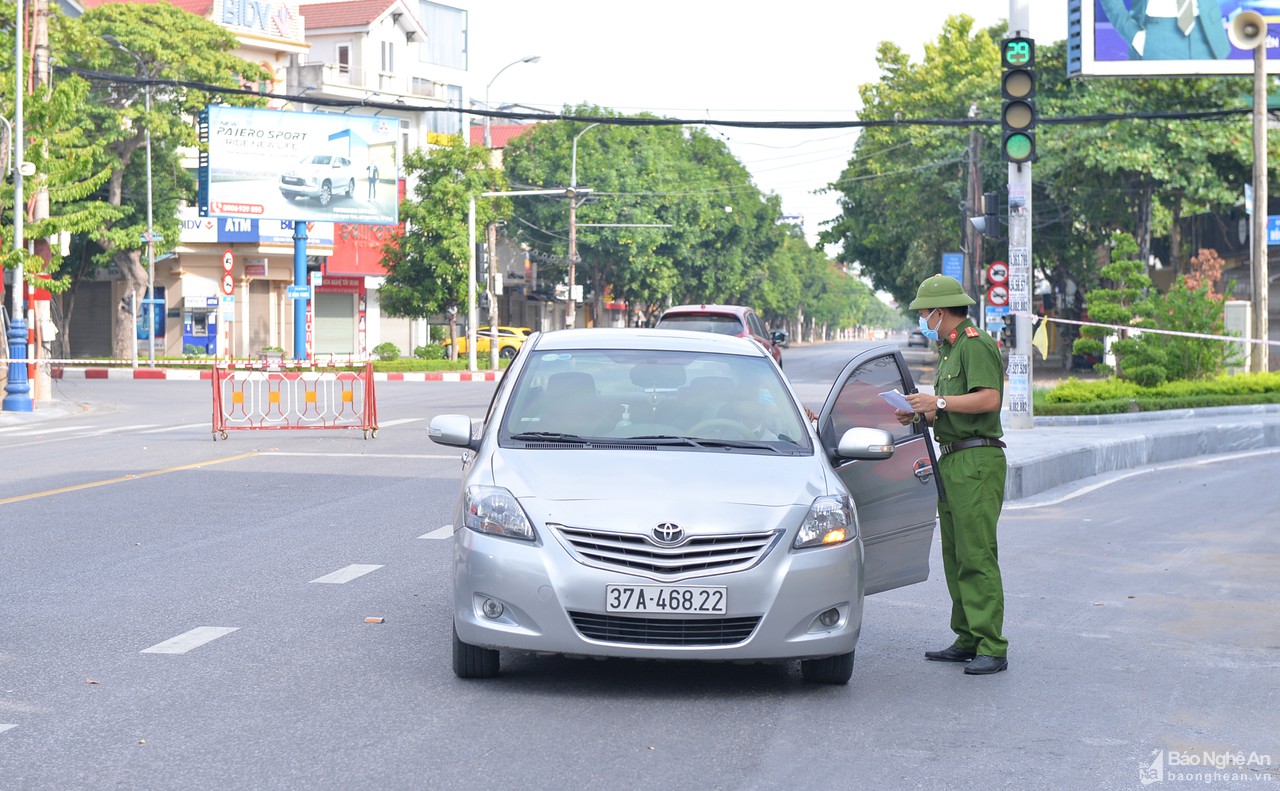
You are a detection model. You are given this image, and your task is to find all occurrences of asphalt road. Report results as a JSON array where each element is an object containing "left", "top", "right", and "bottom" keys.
[{"left": 1, "top": 348, "right": 1275, "bottom": 790}]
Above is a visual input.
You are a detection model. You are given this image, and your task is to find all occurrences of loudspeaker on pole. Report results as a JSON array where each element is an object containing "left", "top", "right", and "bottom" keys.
[{"left": 1228, "top": 10, "right": 1268, "bottom": 51}]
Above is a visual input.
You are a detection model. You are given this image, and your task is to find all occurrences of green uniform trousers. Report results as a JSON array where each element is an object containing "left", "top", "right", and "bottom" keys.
[{"left": 936, "top": 445, "right": 1008, "bottom": 657}]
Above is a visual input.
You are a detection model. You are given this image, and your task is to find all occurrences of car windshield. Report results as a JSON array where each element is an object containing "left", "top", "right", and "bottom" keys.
[
  {"left": 655, "top": 314, "right": 744, "bottom": 335},
  {"left": 303, "top": 155, "right": 334, "bottom": 165},
  {"left": 500, "top": 348, "right": 810, "bottom": 452}
]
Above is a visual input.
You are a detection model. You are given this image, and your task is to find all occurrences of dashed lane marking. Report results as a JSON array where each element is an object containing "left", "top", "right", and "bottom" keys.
[
  {"left": 138, "top": 423, "right": 209, "bottom": 434},
  {"left": 0, "top": 452, "right": 261, "bottom": 506},
  {"left": 141, "top": 626, "right": 240, "bottom": 655},
  {"left": 263, "top": 452, "right": 458, "bottom": 459},
  {"left": 375, "top": 418, "right": 424, "bottom": 427},
  {"left": 0, "top": 425, "right": 95, "bottom": 436},
  {"left": 309, "top": 564, "right": 384, "bottom": 584},
  {"left": 0, "top": 724, "right": 16, "bottom": 735},
  {"left": 419, "top": 525, "right": 454, "bottom": 540}
]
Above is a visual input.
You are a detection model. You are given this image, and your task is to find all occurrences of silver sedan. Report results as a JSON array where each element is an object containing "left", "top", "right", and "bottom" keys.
[{"left": 429, "top": 328, "right": 937, "bottom": 684}]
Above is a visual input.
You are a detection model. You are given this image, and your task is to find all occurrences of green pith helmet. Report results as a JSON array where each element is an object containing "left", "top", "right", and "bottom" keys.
[{"left": 909, "top": 274, "right": 976, "bottom": 310}]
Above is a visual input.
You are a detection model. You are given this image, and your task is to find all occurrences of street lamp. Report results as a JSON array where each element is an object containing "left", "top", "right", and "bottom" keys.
[
  {"left": 3, "top": 0, "right": 32, "bottom": 412},
  {"left": 566, "top": 122, "right": 600, "bottom": 329},
  {"left": 104, "top": 35, "right": 157, "bottom": 365},
  {"left": 483, "top": 55, "right": 539, "bottom": 148}
]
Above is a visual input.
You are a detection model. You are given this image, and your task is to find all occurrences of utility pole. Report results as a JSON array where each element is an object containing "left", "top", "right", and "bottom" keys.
[
  {"left": 966, "top": 117, "right": 984, "bottom": 315},
  {"left": 487, "top": 221, "right": 498, "bottom": 370},
  {"left": 1005, "top": 0, "right": 1034, "bottom": 429}
]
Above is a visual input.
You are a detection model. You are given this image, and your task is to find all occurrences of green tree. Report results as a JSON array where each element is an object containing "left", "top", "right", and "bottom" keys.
[
  {"left": 501, "top": 106, "right": 786, "bottom": 324},
  {"left": 1128, "top": 248, "right": 1237, "bottom": 382},
  {"left": 821, "top": 15, "right": 1001, "bottom": 309},
  {"left": 1072, "top": 231, "right": 1153, "bottom": 379},
  {"left": 379, "top": 138, "right": 510, "bottom": 355},
  {"left": 54, "top": 2, "right": 268, "bottom": 357}
]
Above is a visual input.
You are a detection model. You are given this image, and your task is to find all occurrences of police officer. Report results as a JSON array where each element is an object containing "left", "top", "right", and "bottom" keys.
[{"left": 896, "top": 274, "right": 1009, "bottom": 676}]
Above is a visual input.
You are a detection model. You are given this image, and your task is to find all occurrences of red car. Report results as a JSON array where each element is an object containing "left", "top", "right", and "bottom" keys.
[{"left": 655, "top": 304, "right": 785, "bottom": 366}]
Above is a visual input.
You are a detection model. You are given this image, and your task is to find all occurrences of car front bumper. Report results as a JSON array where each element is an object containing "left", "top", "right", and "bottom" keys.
[{"left": 452, "top": 523, "right": 865, "bottom": 662}]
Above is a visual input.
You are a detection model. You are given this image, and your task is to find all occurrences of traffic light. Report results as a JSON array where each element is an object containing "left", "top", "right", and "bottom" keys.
[
  {"left": 970, "top": 191, "right": 1001, "bottom": 238},
  {"left": 1001, "top": 36, "right": 1036, "bottom": 164}
]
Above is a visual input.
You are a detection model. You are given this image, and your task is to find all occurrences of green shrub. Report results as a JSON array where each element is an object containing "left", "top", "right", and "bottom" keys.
[
  {"left": 1036, "top": 371, "right": 1280, "bottom": 414},
  {"left": 414, "top": 344, "right": 445, "bottom": 360},
  {"left": 372, "top": 342, "right": 401, "bottom": 361}
]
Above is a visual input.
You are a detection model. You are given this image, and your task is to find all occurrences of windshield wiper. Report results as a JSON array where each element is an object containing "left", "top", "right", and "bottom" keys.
[
  {"left": 689, "top": 438, "right": 786, "bottom": 453},
  {"left": 509, "top": 431, "right": 591, "bottom": 443}
]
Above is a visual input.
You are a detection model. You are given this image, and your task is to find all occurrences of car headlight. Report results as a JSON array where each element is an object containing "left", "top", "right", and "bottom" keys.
[
  {"left": 793, "top": 494, "right": 856, "bottom": 549},
  {"left": 464, "top": 485, "right": 536, "bottom": 541}
]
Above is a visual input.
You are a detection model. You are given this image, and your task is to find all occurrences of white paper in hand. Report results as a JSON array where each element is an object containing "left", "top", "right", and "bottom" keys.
[{"left": 878, "top": 389, "right": 914, "bottom": 412}]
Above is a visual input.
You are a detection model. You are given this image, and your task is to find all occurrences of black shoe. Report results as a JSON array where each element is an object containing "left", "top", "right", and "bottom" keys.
[
  {"left": 964, "top": 655, "right": 1008, "bottom": 675},
  {"left": 924, "top": 645, "right": 977, "bottom": 662}
]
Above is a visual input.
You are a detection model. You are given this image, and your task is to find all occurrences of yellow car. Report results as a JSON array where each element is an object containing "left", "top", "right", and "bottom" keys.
[{"left": 442, "top": 326, "right": 533, "bottom": 360}]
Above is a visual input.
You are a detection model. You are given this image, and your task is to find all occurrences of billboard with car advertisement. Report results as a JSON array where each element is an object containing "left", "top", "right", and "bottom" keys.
[
  {"left": 199, "top": 106, "right": 399, "bottom": 225},
  {"left": 1069, "top": 0, "right": 1280, "bottom": 76}
]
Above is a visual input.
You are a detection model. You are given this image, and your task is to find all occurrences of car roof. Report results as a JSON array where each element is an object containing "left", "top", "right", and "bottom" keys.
[
  {"left": 528, "top": 327, "right": 768, "bottom": 357},
  {"left": 660, "top": 304, "right": 754, "bottom": 318}
]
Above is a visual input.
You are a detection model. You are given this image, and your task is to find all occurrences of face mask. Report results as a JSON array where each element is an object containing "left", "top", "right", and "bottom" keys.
[{"left": 918, "top": 310, "right": 940, "bottom": 342}]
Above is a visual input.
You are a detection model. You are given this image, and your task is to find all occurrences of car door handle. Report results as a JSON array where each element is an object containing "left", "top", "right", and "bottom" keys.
[{"left": 912, "top": 458, "right": 934, "bottom": 481}]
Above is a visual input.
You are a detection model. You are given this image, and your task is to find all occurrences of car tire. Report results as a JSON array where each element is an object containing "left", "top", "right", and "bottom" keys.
[
  {"left": 347, "top": 178, "right": 356, "bottom": 196},
  {"left": 317, "top": 182, "right": 332, "bottom": 207},
  {"left": 453, "top": 624, "right": 499, "bottom": 679},
  {"left": 499, "top": 346, "right": 517, "bottom": 360},
  {"left": 801, "top": 650, "right": 854, "bottom": 684}
]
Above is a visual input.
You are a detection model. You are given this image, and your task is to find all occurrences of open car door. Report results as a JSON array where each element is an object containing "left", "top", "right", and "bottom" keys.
[{"left": 816, "top": 345, "right": 937, "bottom": 595}]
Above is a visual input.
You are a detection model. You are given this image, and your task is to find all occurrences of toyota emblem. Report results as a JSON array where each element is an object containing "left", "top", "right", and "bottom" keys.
[{"left": 652, "top": 523, "right": 684, "bottom": 545}]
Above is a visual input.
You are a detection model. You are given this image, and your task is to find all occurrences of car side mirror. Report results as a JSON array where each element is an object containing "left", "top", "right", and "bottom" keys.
[
  {"left": 771, "top": 330, "right": 787, "bottom": 345},
  {"left": 835, "top": 427, "right": 895, "bottom": 460},
  {"left": 429, "top": 414, "right": 479, "bottom": 450}
]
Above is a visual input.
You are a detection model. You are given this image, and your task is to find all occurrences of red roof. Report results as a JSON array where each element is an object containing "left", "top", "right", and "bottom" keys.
[
  {"left": 469, "top": 124, "right": 535, "bottom": 149},
  {"left": 301, "top": 0, "right": 398, "bottom": 29},
  {"left": 77, "top": 0, "right": 213, "bottom": 14}
]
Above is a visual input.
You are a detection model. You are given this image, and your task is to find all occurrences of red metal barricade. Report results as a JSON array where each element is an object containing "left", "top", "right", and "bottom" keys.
[{"left": 211, "top": 361, "right": 379, "bottom": 440}]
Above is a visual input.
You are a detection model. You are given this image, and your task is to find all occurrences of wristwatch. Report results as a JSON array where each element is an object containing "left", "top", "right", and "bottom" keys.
[{"left": 936, "top": 397, "right": 948, "bottom": 411}]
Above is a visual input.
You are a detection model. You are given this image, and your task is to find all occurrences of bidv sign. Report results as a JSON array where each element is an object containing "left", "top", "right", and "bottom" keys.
[{"left": 219, "top": 0, "right": 299, "bottom": 39}]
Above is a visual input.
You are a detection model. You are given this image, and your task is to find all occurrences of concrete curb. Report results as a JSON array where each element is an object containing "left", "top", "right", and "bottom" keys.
[
  {"left": 1005, "top": 407, "right": 1280, "bottom": 500},
  {"left": 51, "top": 367, "right": 502, "bottom": 382}
]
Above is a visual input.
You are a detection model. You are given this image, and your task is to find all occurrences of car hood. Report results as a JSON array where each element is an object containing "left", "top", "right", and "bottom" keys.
[{"left": 487, "top": 446, "right": 831, "bottom": 532}]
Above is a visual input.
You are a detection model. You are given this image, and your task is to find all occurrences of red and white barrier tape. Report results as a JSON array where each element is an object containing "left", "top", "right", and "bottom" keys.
[{"left": 1019, "top": 313, "right": 1280, "bottom": 348}]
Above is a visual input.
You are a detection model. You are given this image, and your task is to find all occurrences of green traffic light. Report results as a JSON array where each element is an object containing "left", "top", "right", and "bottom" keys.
[{"left": 1004, "top": 133, "right": 1033, "bottom": 162}]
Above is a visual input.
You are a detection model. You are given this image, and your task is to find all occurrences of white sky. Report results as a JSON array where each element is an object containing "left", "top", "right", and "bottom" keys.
[{"left": 465, "top": 1, "right": 1069, "bottom": 247}]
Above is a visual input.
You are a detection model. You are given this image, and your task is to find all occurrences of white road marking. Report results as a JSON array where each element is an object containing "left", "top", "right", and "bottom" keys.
[
  {"left": 419, "top": 525, "right": 454, "bottom": 540},
  {"left": 0, "top": 724, "right": 16, "bottom": 735},
  {"left": 263, "top": 452, "right": 458, "bottom": 459},
  {"left": 141, "top": 626, "right": 240, "bottom": 655},
  {"left": 309, "top": 564, "right": 384, "bottom": 584},
  {"left": 81, "top": 424, "right": 159, "bottom": 436},
  {"left": 1, "top": 425, "right": 94, "bottom": 436},
  {"left": 139, "top": 423, "right": 209, "bottom": 434}
]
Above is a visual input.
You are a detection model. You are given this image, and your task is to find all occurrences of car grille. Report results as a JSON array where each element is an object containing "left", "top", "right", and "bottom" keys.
[
  {"left": 568, "top": 612, "right": 760, "bottom": 646},
  {"left": 552, "top": 525, "right": 780, "bottom": 581},
  {"left": 281, "top": 176, "right": 305, "bottom": 185}
]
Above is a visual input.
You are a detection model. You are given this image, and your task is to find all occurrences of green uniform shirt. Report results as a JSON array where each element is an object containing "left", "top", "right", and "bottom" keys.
[{"left": 933, "top": 318, "right": 1003, "bottom": 445}]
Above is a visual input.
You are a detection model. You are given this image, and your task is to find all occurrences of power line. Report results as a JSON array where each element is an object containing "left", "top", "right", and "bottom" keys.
[{"left": 55, "top": 66, "right": 1253, "bottom": 130}]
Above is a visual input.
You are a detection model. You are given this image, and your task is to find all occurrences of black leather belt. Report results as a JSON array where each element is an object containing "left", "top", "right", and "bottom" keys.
[{"left": 938, "top": 438, "right": 1006, "bottom": 456}]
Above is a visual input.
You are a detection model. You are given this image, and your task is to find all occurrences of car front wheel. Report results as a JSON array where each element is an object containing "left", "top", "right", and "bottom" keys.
[
  {"left": 453, "top": 624, "right": 499, "bottom": 678},
  {"left": 316, "top": 182, "right": 332, "bottom": 207},
  {"left": 801, "top": 650, "right": 854, "bottom": 684},
  {"left": 499, "top": 346, "right": 517, "bottom": 360}
]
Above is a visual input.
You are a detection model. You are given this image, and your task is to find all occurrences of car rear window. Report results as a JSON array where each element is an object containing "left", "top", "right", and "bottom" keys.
[{"left": 655, "top": 314, "right": 744, "bottom": 336}]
